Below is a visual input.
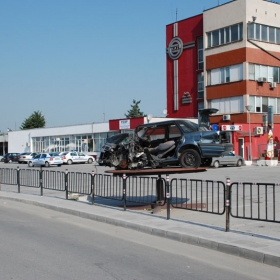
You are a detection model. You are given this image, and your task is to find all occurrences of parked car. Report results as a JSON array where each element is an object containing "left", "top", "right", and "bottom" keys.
[
  {"left": 18, "top": 152, "right": 39, "bottom": 164},
  {"left": 0, "top": 155, "right": 4, "bottom": 162},
  {"left": 211, "top": 152, "right": 245, "bottom": 168},
  {"left": 60, "top": 151, "right": 95, "bottom": 165},
  {"left": 3, "top": 153, "right": 21, "bottom": 163},
  {"left": 28, "top": 153, "right": 63, "bottom": 167}
]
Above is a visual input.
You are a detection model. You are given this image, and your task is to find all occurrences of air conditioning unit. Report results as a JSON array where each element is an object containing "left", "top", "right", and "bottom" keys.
[
  {"left": 254, "top": 126, "right": 263, "bottom": 135},
  {"left": 270, "top": 82, "right": 277, "bottom": 89},
  {"left": 222, "top": 114, "right": 231, "bottom": 121},
  {"left": 258, "top": 77, "right": 266, "bottom": 83}
]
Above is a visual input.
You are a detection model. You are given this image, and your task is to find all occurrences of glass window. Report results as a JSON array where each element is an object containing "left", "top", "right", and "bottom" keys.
[
  {"left": 277, "top": 98, "right": 280, "bottom": 114},
  {"left": 197, "top": 37, "right": 204, "bottom": 70},
  {"left": 169, "top": 125, "right": 181, "bottom": 138},
  {"left": 256, "top": 96, "right": 261, "bottom": 112},
  {"left": 249, "top": 96, "right": 255, "bottom": 112},
  {"left": 249, "top": 64, "right": 255, "bottom": 80},
  {"left": 269, "top": 98, "right": 277, "bottom": 114},
  {"left": 248, "top": 23, "right": 254, "bottom": 39},
  {"left": 262, "top": 97, "right": 268, "bottom": 112},
  {"left": 225, "top": 27, "right": 230, "bottom": 43},
  {"left": 197, "top": 72, "right": 204, "bottom": 99},
  {"left": 269, "top": 27, "right": 275, "bottom": 43},
  {"left": 239, "top": 23, "right": 243, "bottom": 40},
  {"left": 220, "top": 28, "right": 225, "bottom": 44},
  {"left": 231, "top": 24, "right": 239, "bottom": 41},
  {"left": 268, "top": 67, "right": 273, "bottom": 83},
  {"left": 207, "top": 32, "right": 212, "bottom": 48},
  {"left": 273, "top": 67, "right": 279, "bottom": 83},
  {"left": 256, "top": 24, "right": 261, "bottom": 40},
  {"left": 261, "top": 25, "right": 268, "bottom": 41},
  {"left": 260, "top": 65, "right": 268, "bottom": 79},
  {"left": 224, "top": 67, "right": 230, "bottom": 83},
  {"left": 210, "top": 68, "right": 220, "bottom": 85},
  {"left": 277, "top": 28, "right": 280, "bottom": 44},
  {"left": 212, "top": 30, "right": 220, "bottom": 46}
]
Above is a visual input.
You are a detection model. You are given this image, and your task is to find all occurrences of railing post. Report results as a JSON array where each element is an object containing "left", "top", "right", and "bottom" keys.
[
  {"left": 17, "top": 166, "right": 20, "bottom": 193},
  {"left": 40, "top": 166, "right": 43, "bottom": 196},
  {"left": 65, "top": 169, "right": 69, "bottom": 200},
  {"left": 123, "top": 173, "right": 127, "bottom": 211},
  {"left": 166, "top": 174, "right": 170, "bottom": 220},
  {"left": 225, "top": 177, "right": 231, "bottom": 232},
  {"left": 91, "top": 171, "right": 95, "bottom": 205}
]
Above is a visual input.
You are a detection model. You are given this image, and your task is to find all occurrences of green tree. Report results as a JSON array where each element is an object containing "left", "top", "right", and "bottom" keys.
[
  {"left": 125, "top": 99, "right": 146, "bottom": 118},
  {"left": 20, "top": 111, "right": 46, "bottom": 130}
]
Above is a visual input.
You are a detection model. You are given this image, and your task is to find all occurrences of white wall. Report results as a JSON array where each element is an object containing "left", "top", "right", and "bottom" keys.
[{"left": 8, "top": 122, "right": 109, "bottom": 153}]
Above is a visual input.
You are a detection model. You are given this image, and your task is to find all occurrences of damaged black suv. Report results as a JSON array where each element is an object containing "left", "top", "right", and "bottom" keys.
[{"left": 98, "top": 109, "right": 233, "bottom": 169}]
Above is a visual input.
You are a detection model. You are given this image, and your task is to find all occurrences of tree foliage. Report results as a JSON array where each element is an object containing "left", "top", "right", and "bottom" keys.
[
  {"left": 125, "top": 100, "right": 146, "bottom": 118},
  {"left": 20, "top": 111, "right": 46, "bottom": 130}
]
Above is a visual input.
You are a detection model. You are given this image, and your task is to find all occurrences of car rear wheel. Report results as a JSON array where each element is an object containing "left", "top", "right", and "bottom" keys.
[
  {"left": 237, "top": 159, "right": 242, "bottom": 167},
  {"left": 67, "top": 159, "right": 73, "bottom": 165},
  {"left": 213, "top": 160, "right": 220, "bottom": 168},
  {"left": 87, "top": 158, "right": 93, "bottom": 164},
  {"left": 45, "top": 161, "right": 50, "bottom": 167},
  {"left": 179, "top": 149, "right": 201, "bottom": 168}
]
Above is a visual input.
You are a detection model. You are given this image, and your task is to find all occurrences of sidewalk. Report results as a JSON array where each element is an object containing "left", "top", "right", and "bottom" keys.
[{"left": 0, "top": 185, "right": 279, "bottom": 268}]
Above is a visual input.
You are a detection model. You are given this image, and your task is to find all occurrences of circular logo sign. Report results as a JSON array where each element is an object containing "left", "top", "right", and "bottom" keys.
[{"left": 168, "top": 37, "right": 183, "bottom": 60}]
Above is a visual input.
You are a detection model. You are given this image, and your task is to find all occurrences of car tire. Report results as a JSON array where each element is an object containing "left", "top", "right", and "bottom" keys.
[
  {"left": 28, "top": 162, "right": 33, "bottom": 167},
  {"left": 179, "top": 149, "right": 201, "bottom": 168},
  {"left": 87, "top": 158, "right": 93, "bottom": 164},
  {"left": 237, "top": 159, "right": 242, "bottom": 167},
  {"left": 45, "top": 161, "right": 50, "bottom": 167},
  {"left": 67, "top": 159, "right": 73, "bottom": 165},
  {"left": 213, "top": 160, "right": 220, "bottom": 168}
]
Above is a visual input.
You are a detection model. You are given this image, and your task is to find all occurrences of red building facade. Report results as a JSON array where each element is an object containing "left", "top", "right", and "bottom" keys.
[{"left": 166, "top": 0, "right": 280, "bottom": 161}]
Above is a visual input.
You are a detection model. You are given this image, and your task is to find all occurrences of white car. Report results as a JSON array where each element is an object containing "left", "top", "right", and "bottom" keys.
[
  {"left": 18, "top": 152, "right": 39, "bottom": 164},
  {"left": 60, "top": 151, "right": 95, "bottom": 165},
  {"left": 28, "top": 153, "right": 63, "bottom": 167}
]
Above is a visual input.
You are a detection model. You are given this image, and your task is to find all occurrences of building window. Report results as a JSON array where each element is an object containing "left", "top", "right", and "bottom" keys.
[
  {"left": 197, "top": 72, "right": 204, "bottom": 99},
  {"left": 207, "top": 23, "right": 243, "bottom": 48},
  {"left": 249, "top": 96, "right": 280, "bottom": 113},
  {"left": 208, "top": 64, "right": 243, "bottom": 86},
  {"left": 249, "top": 63, "right": 280, "bottom": 83},
  {"left": 208, "top": 96, "right": 243, "bottom": 114},
  {"left": 248, "top": 22, "right": 280, "bottom": 45},
  {"left": 197, "top": 37, "right": 204, "bottom": 70}
]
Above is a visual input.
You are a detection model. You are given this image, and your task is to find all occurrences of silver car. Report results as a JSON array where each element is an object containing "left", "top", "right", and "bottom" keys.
[
  {"left": 28, "top": 153, "right": 63, "bottom": 167},
  {"left": 211, "top": 152, "right": 245, "bottom": 168}
]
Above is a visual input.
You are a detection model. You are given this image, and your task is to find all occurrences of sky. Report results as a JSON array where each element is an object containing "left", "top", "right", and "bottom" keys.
[{"left": 0, "top": 0, "right": 231, "bottom": 133}]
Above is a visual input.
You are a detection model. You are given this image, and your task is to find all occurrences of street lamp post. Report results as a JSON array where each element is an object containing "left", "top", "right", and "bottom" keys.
[{"left": 245, "top": 105, "right": 252, "bottom": 161}]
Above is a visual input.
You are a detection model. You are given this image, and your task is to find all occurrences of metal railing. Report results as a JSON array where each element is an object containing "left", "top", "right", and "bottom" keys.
[
  {"left": 230, "top": 182, "right": 280, "bottom": 223},
  {"left": 1, "top": 167, "right": 279, "bottom": 232},
  {"left": 170, "top": 178, "right": 225, "bottom": 215}
]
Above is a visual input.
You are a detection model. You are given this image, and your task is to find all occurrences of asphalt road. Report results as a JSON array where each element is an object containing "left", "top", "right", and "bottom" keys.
[{"left": 0, "top": 200, "right": 279, "bottom": 280}]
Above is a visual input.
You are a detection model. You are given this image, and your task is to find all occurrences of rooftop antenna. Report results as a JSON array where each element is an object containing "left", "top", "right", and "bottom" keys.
[{"left": 176, "top": 8, "right": 178, "bottom": 22}]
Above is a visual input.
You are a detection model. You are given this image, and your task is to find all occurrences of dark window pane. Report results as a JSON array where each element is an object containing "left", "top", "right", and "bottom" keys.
[{"left": 231, "top": 24, "right": 239, "bottom": 41}]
